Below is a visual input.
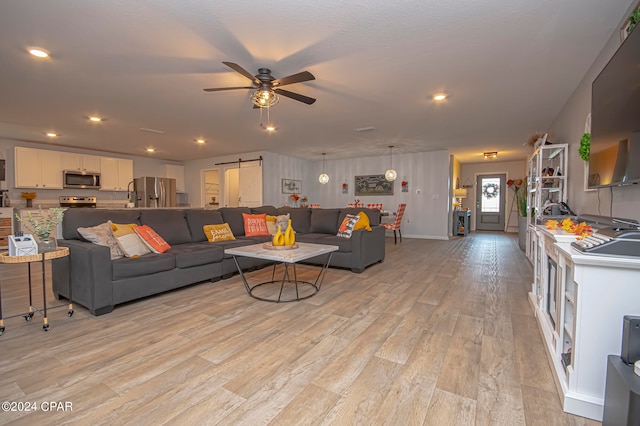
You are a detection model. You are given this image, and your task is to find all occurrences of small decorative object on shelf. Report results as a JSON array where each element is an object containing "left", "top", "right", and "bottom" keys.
[
  {"left": 15, "top": 207, "right": 65, "bottom": 253},
  {"left": 342, "top": 182, "right": 348, "bottom": 194},
  {"left": 289, "top": 193, "right": 300, "bottom": 207},
  {"left": 20, "top": 192, "right": 36, "bottom": 208},
  {"left": 299, "top": 195, "right": 308, "bottom": 208}
]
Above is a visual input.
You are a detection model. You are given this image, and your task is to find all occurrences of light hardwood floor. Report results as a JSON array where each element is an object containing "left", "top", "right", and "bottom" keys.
[{"left": 0, "top": 233, "right": 600, "bottom": 425}]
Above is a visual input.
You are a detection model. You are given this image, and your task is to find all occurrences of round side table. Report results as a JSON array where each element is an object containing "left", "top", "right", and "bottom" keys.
[{"left": 0, "top": 247, "right": 71, "bottom": 334}]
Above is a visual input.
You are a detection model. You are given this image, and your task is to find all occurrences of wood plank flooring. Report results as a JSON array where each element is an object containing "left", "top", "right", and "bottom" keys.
[{"left": 0, "top": 233, "right": 600, "bottom": 425}]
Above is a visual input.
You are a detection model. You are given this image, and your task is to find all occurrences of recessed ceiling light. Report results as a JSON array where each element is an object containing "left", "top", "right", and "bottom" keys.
[
  {"left": 29, "top": 48, "right": 49, "bottom": 58},
  {"left": 265, "top": 126, "right": 276, "bottom": 132},
  {"left": 195, "top": 139, "right": 206, "bottom": 144},
  {"left": 146, "top": 148, "right": 155, "bottom": 153},
  {"left": 46, "top": 132, "right": 57, "bottom": 138},
  {"left": 433, "top": 93, "right": 447, "bottom": 101},
  {"left": 89, "top": 116, "right": 103, "bottom": 122}
]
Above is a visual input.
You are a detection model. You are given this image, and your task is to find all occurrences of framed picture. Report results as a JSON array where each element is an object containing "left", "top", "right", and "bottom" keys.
[
  {"left": 354, "top": 174, "right": 394, "bottom": 196},
  {"left": 281, "top": 178, "right": 301, "bottom": 194}
]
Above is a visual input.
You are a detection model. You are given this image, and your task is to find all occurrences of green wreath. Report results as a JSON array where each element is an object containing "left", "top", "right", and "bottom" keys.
[{"left": 482, "top": 183, "right": 499, "bottom": 199}]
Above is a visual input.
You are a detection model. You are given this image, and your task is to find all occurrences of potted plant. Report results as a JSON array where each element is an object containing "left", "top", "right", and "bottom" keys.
[{"left": 16, "top": 207, "right": 66, "bottom": 253}]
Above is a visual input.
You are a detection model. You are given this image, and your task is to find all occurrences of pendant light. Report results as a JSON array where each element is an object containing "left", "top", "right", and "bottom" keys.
[
  {"left": 385, "top": 145, "right": 397, "bottom": 181},
  {"left": 319, "top": 153, "right": 329, "bottom": 184}
]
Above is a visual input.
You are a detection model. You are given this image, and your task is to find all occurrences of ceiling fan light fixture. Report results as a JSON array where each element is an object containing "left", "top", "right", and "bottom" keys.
[
  {"left": 385, "top": 145, "right": 397, "bottom": 181},
  {"left": 319, "top": 153, "right": 329, "bottom": 184},
  {"left": 483, "top": 151, "right": 498, "bottom": 160},
  {"left": 251, "top": 89, "right": 279, "bottom": 108}
]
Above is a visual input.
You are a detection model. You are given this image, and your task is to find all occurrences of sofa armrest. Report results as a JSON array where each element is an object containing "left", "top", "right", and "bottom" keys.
[
  {"left": 348, "top": 225, "right": 385, "bottom": 272},
  {"left": 52, "top": 239, "right": 114, "bottom": 315}
]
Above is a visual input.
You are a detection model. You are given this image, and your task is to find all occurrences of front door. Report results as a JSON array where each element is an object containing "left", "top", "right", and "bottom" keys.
[{"left": 476, "top": 174, "right": 506, "bottom": 231}]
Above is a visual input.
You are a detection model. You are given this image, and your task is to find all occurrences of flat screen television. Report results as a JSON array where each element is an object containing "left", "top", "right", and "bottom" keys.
[{"left": 589, "top": 24, "right": 640, "bottom": 189}]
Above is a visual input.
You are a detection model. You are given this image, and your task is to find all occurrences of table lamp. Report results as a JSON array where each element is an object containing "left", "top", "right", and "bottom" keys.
[{"left": 454, "top": 188, "right": 467, "bottom": 210}]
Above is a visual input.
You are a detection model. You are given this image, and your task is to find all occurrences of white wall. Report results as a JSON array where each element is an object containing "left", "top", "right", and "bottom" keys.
[
  {"left": 549, "top": 3, "right": 640, "bottom": 222},
  {"left": 460, "top": 160, "right": 527, "bottom": 232},
  {"left": 307, "top": 150, "right": 451, "bottom": 239}
]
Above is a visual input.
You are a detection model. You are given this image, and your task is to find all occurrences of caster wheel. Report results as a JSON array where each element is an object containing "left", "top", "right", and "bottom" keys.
[
  {"left": 43, "top": 324, "right": 50, "bottom": 332},
  {"left": 0, "top": 326, "right": 4, "bottom": 336},
  {"left": 67, "top": 310, "right": 74, "bottom": 317},
  {"left": 25, "top": 312, "right": 33, "bottom": 321}
]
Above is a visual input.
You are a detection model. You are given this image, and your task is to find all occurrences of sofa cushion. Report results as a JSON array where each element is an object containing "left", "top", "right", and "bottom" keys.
[
  {"left": 167, "top": 244, "right": 224, "bottom": 268},
  {"left": 276, "top": 207, "right": 311, "bottom": 234},
  {"left": 219, "top": 207, "right": 251, "bottom": 237},
  {"left": 186, "top": 209, "right": 224, "bottom": 242},
  {"left": 63, "top": 209, "right": 141, "bottom": 240},
  {"left": 310, "top": 209, "right": 341, "bottom": 234},
  {"left": 203, "top": 223, "right": 235, "bottom": 242},
  {"left": 139, "top": 210, "right": 191, "bottom": 245},
  {"left": 112, "top": 253, "right": 176, "bottom": 280},
  {"left": 251, "top": 205, "right": 278, "bottom": 216},
  {"left": 296, "top": 234, "right": 353, "bottom": 252},
  {"left": 77, "top": 220, "right": 124, "bottom": 260},
  {"left": 242, "top": 213, "right": 270, "bottom": 237}
]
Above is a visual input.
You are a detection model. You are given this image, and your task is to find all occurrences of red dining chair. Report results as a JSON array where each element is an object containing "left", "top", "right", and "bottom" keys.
[
  {"left": 366, "top": 203, "right": 383, "bottom": 210},
  {"left": 382, "top": 203, "right": 406, "bottom": 244}
]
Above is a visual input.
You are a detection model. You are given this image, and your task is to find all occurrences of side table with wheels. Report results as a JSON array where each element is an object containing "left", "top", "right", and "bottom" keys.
[{"left": 0, "top": 247, "right": 71, "bottom": 334}]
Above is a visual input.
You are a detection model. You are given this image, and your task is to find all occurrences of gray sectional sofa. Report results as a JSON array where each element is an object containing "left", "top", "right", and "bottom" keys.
[{"left": 52, "top": 206, "right": 385, "bottom": 315}]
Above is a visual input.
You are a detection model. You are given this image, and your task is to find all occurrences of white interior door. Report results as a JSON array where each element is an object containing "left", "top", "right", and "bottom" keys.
[{"left": 238, "top": 163, "right": 262, "bottom": 207}]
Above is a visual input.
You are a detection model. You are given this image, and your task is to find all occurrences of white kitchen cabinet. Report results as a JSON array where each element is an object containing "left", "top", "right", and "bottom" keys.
[
  {"left": 14, "top": 147, "right": 63, "bottom": 189},
  {"left": 60, "top": 152, "right": 101, "bottom": 173},
  {"left": 529, "top": 225, "right": 640, "bottom": 421},
  {"left": 164, "top": 164, "right": 185, "bottom": 193},
  {"left": 100, "top": 157, "right": 133, "bottom": 191}
]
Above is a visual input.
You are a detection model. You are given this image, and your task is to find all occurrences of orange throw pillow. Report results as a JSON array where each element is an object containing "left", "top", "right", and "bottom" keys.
[
  {"left": 242, "top": 213, "right": 270, "bottom": 237},
  {"left": 133, "top": 225, "right": 171, "bottom": 253}
]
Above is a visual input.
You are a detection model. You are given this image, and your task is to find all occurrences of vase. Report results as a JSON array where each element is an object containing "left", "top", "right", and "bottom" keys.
[
  {"left": 518, "top": 216, "right": 527, "bottom": 251},
  {"left": 37, "top": 236, "right": 57, "bottom": 253}
]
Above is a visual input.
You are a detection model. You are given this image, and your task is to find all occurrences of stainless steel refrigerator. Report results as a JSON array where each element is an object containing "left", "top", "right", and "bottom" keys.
[{"left": 134, "top": 177, "right": 177, "bottom": 208}]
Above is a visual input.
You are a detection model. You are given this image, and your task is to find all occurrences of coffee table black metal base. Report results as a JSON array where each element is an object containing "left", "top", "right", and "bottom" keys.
[{"left": 233, "top": 253, "right": 334, "bottom": 303}]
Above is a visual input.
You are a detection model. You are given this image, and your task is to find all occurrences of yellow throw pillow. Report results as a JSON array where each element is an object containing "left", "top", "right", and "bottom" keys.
[
  {"left": 353, "top": 211, "right": 372, "bottom": 231},
  {"left": 203, "top": 223, "right": 236, "bottom": 242}
]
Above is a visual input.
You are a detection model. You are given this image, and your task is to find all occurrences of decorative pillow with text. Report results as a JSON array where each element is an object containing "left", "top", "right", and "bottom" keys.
[
  {"left": 242, "top": 213, "right": 270, "bottom": 237},
  {"left": 203, "top": 223, "right": 236, "bottom": 242},
  {"left": 337, "top": 214, "right": 360, "bottom": 238}
]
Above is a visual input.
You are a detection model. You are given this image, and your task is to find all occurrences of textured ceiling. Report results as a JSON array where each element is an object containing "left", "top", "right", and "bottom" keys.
[{"left": 0, "top": 0, "right": 634, "bottom": 163}]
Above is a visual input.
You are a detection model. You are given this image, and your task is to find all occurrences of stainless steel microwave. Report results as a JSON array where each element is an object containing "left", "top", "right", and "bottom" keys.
[{"left": 63, "top": 170, "right": 101, "bottom": 189}]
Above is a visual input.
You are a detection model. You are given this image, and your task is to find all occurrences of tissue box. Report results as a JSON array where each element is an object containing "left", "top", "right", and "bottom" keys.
[{"left": 8, "top": 234, "right": 38, "bottom": 256}]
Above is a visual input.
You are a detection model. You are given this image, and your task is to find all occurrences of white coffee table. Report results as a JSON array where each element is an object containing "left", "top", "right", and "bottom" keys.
[{"left": 225, "top": 242, "right": 339, "bottom": 302}]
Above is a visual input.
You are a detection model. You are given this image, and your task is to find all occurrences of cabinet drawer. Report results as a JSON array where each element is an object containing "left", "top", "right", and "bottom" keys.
[
  {"left": 0, "top": 236, "right": 8, "bottom": 248},
  {"left": 0, "top": 218, "right": 11, "bottom": 226},
  {"left": 0, "top": 227, "right": 12, "bottom": 237}
]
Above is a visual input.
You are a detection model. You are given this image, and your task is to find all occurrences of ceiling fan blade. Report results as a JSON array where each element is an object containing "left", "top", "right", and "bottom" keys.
[
  {"left": 203, "top": 86, "right": 253, "bottom": 92},
  {"left": 273, "top": 71, "right": 315, "bottom": 87},
  {"left": 222, "top": 61, "right": 258, "bottom": 83},
  {"left": 274, "top": 88, "right": 316, "bottom": 105}
]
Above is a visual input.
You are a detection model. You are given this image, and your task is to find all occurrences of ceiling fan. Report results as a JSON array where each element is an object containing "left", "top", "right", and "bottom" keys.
[{"left": 203, "top": 61, "right": 316, "bottom": 107}]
